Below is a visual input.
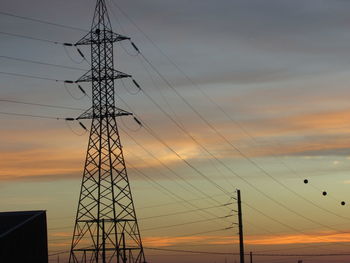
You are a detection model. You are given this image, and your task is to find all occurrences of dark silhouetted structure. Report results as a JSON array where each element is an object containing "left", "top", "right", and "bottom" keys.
[
  {"left": 0, "top": 210, "right": 48, "bottom": 263},
  {"left": 237, "top": 190, "right": 245, "bottom": 263},
  {"left": 69, "top": 1, "right": 146, "bottom": 262}
]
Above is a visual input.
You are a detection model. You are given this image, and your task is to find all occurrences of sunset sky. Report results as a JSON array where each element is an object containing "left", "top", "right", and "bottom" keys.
[{"left": 1, "top": 0, "right": 350, "bottom": 262}]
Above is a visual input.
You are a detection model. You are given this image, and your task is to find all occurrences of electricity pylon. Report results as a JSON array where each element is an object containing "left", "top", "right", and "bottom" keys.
[{"left": 69, "top": 1, "right": 146, "bottom": 262}]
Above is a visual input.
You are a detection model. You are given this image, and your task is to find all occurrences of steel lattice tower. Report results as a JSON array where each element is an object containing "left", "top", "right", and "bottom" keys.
[{"left": 69, "top": 1, "right": 146, "bottom": 262}]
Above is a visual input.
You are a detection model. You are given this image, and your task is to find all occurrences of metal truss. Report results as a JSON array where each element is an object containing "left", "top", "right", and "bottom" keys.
[{"left": 69, "top": 1, "right": 146, "bottom": 262}]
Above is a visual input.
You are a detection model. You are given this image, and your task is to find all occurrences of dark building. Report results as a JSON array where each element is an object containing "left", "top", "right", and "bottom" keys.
[{"left": 0, "top": 210, "right": 48, "bottom": 263}]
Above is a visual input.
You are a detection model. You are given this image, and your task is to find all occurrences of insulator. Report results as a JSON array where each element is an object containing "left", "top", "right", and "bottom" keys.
[
  {"left": 77, "top": 48, "right": 86, "bottom": 59},
  {"left": 304, "top": 179, "right": 308, "bottom": 184},
  {"left": 79, "top": 122, "right": 87, "bottom": 131},
  {"left": 133, "top": 117, "right": 142, "bottom": 126},
  {"left": 132, "top": 79, "right": 141, "bottom": 89},
  {"left": 78, "top": 85, "right": 87, "bottom": 95},
  {"left": 65, "top": 118, "right": 75, "bottom": 121},
  {"left": 322, "top": 191, "right": 327, "bottom": 196},
  {"left": 131, "top": 42, "right": 140, "bottom": 53},
  {"left": 341, "top": 201, "right": 346, "bottom": 206},
  {"left": 64, "top": 80, "right": 74, "bottom": 84},
  {"left": 63, "top": 43, "right": 73, "bottom": 46}
]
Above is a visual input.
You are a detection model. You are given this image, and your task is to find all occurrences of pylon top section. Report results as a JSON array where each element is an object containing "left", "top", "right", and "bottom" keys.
[
  {"left": 91, "top": 0, "right": 112, "bottom": 31},
  {"left": 75, "top": 0, "right": 129, "bottom": 46}
]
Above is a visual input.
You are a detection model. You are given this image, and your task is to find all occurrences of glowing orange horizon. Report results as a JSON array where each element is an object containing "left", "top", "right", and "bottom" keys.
[{"left": 142, "top": 231, "right": 350, "bottom": 247}]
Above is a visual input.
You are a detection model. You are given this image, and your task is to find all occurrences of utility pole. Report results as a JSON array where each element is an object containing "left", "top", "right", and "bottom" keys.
[
  {"left": 68, "top": 1, "right": 146, "bottom": 262},
  {"left": 237, "top": 189, "right": 245, "bottom": 263},
  {"left": 249, "top": 252, "right": 252, "bottom": 263}
]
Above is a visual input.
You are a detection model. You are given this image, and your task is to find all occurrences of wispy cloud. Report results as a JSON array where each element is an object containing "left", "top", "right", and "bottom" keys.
[{"left": 144, "top": 231, "right": 350, "bottom": 247}]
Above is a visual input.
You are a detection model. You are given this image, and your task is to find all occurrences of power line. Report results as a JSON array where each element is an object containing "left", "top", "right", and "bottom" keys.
[
  {"left": 115, "top": 79, "right": 350, "bottom": 234},
  {"left": 118, "top": 97, "right": 307, "bottom": 238},
  {"left": 242, "top": 201, "right": 350, "bottom": 249},
  {"left": 135, "top": 72, "right": 344, "bottom": 231},
  {"left": 0, "top": 71, "right": 62, "bottom": 82},
  {"left": 0, "top": 30, "right": 62, "bottom": 44},
  {"left": 0, "top": 11, "right": 87, "bottom": 32},
  {"left": 140, "top": 43, "right": 349, "bottom": 230},
  {"left": 0, "top": 99, "right": 233, "bottom": 226},
  {"left": 146, "top": 247, "right": 237, "bottom": 256},
  {"left": 108, "top": 4, "right": 235, "bottom": 190},
  {"left": 48, "top": 204, "right": 232, "bottom": 231},
  {"left": 0, "top": 55, "right": 86, "bottom": 71},
  {"left": 1, "top": 9, "right": 313, "bottom": 229},
  {"left": 0, "top": 28, "right": 348, "bottom": 239},
  {"left": 0, "top": 98, "right": 84, "bottom": 111},
  {"left": 138, "top": 193, "right": 228, "bottom": 210},
  {"left": 121, "top": 39, "right": 350, "bottom": 232},
  {"left": 141, "top": 203, "right": 232, "bottom": 221},
  {"left": 0, "top": 111, "right": 64, "bottom": 120},
  {"left": 115, "top": 93, "right": 232, "bottom": 197},
  {"left": 47, "top": 227, "right": 232, "bottom": 257},
  {"left": 143, "top": 215, "right": 233, "bottom": 232},
  {"left": 128, "top": 162, "right": 231, "bottom": 226},
  {"left": 120, "top": 2, "right": 328, "bottom": 201},
  {"left": 110, "top": 0, "right": 349, "bottom": 222},
  {"left": 2, "top": 5, "right": 348, "bottom": 250},
  {"left": 120, "top": 126, "right": 233, "bottom": 206},
  {"left": 145, "top": 247, "right": 350, "bottom": 257}
]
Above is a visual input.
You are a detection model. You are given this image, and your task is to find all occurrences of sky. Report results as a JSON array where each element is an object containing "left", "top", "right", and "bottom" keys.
[{"left": 1, "top": 0, "right": 350, "bottom": 262}]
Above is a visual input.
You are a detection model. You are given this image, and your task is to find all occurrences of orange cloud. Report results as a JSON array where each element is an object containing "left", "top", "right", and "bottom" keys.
[
  {"left": 143, "top": 231, "right": 350, "bottom": 247},
  {"left": 143, "top": 235, "right": 218, "bottom": 247},
  {"left": 3, "top": 105, "right": 350, "bottom": 182},
  {"left": 50, "top": 232, "right": 71, "bottom": 237}
]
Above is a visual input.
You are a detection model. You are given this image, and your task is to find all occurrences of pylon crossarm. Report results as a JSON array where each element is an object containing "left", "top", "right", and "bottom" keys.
[
  {"left": 76, "top": 69, "right": 131, "bottom": 83},
  {"left": 76, "top": 106, "right": 132, "bottom": 120},
  {"left": 75, "top": 30, "right": 130, "bottom": 46}
]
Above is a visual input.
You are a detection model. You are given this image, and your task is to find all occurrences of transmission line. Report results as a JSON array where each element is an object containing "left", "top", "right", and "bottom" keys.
[
  {"left": 120, "top": 126, "right": 233, "bottom": 206},
  {"left": 141, "top": 203, "right": 232, "bottom": 220},
  {"left": 0, "top": 55, "right": 86, "bottom": 71},
  {"left": 132, "top": 76, "right": 347, "bottom": 230},
  {"left": 128, "top": 162, "right": 232, "bottom": 226},
  {"left": 0, "top": 111, "right": 63, "bottom": 120},
  {"left": 114, "top": 95, "right": 232, "bottom": 197},
  {"left": 0, "top": 71, "right": 62, "bottom": 82},
  {"left": 0, "top": 98, "right": 84, "bottom": 111},
  {"left": 243, "top": 201, "right": 350, "bottom": 249},
  {"left": 115, "top": 81, "right": 350, "bottom": 233},
  {"left": 0, "top": 11, "right": 87, "bottom": 32},
  {"left": 2, "top": 5, "right": 348, "bottom": 248},
  {"left": 0, "top": 31, "right": 62, "bottom": 44},
  {"left": 138, "top": 193, "right": 228, "bottom": 210},
  {"left": 143, "top": 215, "right": 233, "bottom": 232},
  {"left": 1, "top": 66, "right": 347, "bottom": 237},
  {"left": 119, "top": 93, "right": 348, "bottom": 241},
  {"left": 144, "top": 247, "right": 350, "bottom": 257},
  {"left": 110, "top": 0, "right": 349, "bottom": 220},
  {"left": 1, "top": 98, "right": 233, "bottom": 224}
]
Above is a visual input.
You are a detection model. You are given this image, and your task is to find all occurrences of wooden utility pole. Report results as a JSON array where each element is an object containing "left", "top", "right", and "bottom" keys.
[{"left": 237, "top": 189, "right": 245, "bottom": 263}]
